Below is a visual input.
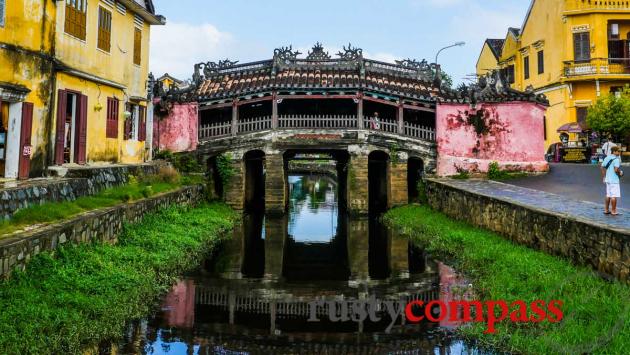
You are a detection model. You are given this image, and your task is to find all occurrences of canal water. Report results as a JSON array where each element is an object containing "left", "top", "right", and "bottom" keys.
[{"left": 112, "top": 174, "right": 485, "bottom": 354}]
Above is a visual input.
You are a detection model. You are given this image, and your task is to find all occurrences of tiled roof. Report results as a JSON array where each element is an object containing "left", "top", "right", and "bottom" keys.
[
  {"left": 508, "top": 27, "right": 521, "bottom": 37},
  {"left": 196, "top": 62, "right": 450, "bottom": 103},
  {"left": 485, "top": 39, "right": 505, "bottom": 60},
  {"left": 171, "top": 45, "right": 545, "bottom": 105}
]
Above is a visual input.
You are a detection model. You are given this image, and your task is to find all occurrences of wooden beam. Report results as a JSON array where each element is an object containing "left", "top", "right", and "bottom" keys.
[
  {"left": 272, "top": 92, "right": 278, "bottom": 129},
  {"left": 397, "top": 103, "right": 404, "bottom": 134},
  {"left": 356, "top": 92, "right": 364, "bottom": 129},
  {"left": 276, "top": 94, "right": 358, "bottom": 100},
  {"left": 363, "top": 95, "right": 399, "bottom": 107},
  {"left": 403, "top": 104, "right": 436, "bottom": 113},
  {"left": 231, "top": 99, "right": 238, "bottom": 136},
  {"left": 199, "top": 102, "right": 233, "bottom": 110},
  {"left": 237, "top": 96, "right": 273, "bottom": 106}
]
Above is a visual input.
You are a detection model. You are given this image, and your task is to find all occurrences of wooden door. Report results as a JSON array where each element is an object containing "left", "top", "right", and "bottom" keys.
[
  {"left": 55, "top": 90, "right": 67, "bottom": 165},
  {"left": 18, "top": 102, "right": 33, "bottom": 180},
  {"left": 75, "top": 94, "right": 88, "bottom": 164}
]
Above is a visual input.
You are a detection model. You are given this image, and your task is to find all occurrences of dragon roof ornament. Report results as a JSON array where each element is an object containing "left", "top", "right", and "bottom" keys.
[{"left": 306, "top": 42, "right": 332, "bottom": 61}]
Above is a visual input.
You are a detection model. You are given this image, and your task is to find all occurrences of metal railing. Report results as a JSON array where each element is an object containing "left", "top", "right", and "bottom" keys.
[
  {"left": 565, "top": 0, "right": 630, "bottom": 12},
  {"left": 564, "top": 58, "right": 630, "bottom": 77},
  {"left": 199, "top": 115, "right": 436, "bottom": 142}
]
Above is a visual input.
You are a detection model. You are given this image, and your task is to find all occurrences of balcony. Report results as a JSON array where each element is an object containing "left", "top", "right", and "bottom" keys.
[
  {"left": 564, "top": 58, "right": 630, "bottom": 77},
  {"left": 565, "top": 0, "right": 630, "bottom": 13}
]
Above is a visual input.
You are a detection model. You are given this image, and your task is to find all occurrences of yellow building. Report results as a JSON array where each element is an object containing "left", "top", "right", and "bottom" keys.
[
  {"left": 476, "top": 39, "right": 505, "bottom": 77},
  {"left": 0, "top": 0, "right": 164, "bottom": 179},
  {"left": 477, "top": 0, "right": 630, "bottom": 150},
  {"left": 0, "top": 0, "right": 57, "bottom": 179},
  {"left": 157, "top": 73, "right": 184, "bottom": 91},
  {"left": 52, "top": 0, "right": 165, "bottom": 165}
]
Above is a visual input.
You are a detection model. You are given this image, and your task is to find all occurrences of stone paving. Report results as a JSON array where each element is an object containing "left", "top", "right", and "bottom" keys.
[
  {"left": 439, "top": 179, "right": 630, "bottom": 233},
  {"left": 506, "top": 163, "right": 629, "bottom": 209}
]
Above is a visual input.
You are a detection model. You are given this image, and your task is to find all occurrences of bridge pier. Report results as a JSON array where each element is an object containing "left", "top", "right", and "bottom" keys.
[
  {"left": 265, "top": 154, "right": 287, "bottom": 216},
  {"left": 264, "top": 216, "right": 287, "bottom": 280},
  {"left": 347, "top": 153, "right": 369, "bottom": 216},
  {"left": 347, "top": 218, "right": 369, "bottom": 281},
  {"left": 389, "top": 157, "right": 409, "bottom": 208},
  {"left": 224, "top": 157, "right": 245, "bottom": 211}
]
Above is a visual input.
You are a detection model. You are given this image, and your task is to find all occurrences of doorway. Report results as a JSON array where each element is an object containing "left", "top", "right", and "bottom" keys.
[
  {"left": 55, "top": 90, "right": 87, "bottom": 165},
  {"left": 0, "top": 101, "right": 34, "bottom": 179}
]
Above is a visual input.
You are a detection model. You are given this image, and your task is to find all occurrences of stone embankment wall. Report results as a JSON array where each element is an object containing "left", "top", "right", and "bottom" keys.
[
  {"left": 0, "top": 185, "right": 205, "bottom": 278},
  {"left": 0, "top": 163, "right": 163, "bottom": 219},
  {"left": 426, "top": 179, "right": 630, "bottom": 283}
]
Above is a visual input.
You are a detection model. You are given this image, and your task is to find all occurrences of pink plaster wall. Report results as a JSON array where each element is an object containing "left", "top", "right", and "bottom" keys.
[
  {"left": 436, "top": 102, "right": 548, "bottom": 177},
  {"left": 153, "top": 101, "right": 198, "bottom": 153}
]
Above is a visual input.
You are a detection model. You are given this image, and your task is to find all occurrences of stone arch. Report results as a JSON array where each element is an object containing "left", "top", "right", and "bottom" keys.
[
  {"left": 244, "top": 150, "right": 266, "bottom": 212},
  {"left": 407, "top": 156, "right": 425, "bottom": 203},
  {"left": 368, "top": 150, "right": 390, "bottom": 214}
]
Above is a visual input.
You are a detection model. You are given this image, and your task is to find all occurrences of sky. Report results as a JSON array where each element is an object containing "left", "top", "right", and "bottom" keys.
[{"left": 150, "top": 0, "right": 531, "bottom": 85}]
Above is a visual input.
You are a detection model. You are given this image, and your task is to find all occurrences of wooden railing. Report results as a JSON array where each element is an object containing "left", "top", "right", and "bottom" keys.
[
  {"left": 238, "top": 116, "right": 272, "bottom": 134},
  {"left": 564, "top": 58, "right": 630, "bottom": 77},
  {"left": 565, "top": 0, "right": 630, "bottom": 12},
  {"left": 279, "top": 115, "right": 358, "bottom": 129},
  {"left": 199, "top": 115, "right": 436, "bottom": 142},
  {"left": 404, "top": 122, "right": 436, "bottom": 141},
  {"left": 364, "top": 117, "right": 399, "bottom": 134},
  {"left": 199, "top": 121, "right": 231, "bottom": 139}
]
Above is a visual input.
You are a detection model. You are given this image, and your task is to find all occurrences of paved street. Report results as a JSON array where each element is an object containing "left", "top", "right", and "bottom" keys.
[
  {"left": 506, "top": 163, "right": 630, "bottom": 210},
  {"left": 439, "top": 179, "right": 630, "bottom": 231}
]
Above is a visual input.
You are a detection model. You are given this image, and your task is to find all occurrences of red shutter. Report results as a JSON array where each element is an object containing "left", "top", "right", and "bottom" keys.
[
  {"left": 124, "top": 103, "right": 132, "bottom": 140},
  {"left": 106, "top": 98, "right": 119, "bottom": 138},
  {"left": 138, "top": 106, "right": 146, "bottom": 141},
  {"left": 18, "top": 102, "right": 34, "bottom": 180},
  {"left": 76, "top": 94, "right": 88, "bottom": 164},
  {"left": 54, "top": 90, "right": 67, "bottom": 165}
]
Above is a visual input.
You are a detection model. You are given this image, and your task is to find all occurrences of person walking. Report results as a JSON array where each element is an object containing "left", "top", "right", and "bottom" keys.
[
  {"left": 601, "top": 146, "right": 623, "bottom": 216},
  {"left": 601, "top": 139, "right": 617, "bottom": 156}
]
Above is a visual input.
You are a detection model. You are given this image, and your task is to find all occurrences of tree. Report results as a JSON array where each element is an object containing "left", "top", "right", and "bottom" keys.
[{"left": 587, "top": 85, "right": 630, "bottom": 141}]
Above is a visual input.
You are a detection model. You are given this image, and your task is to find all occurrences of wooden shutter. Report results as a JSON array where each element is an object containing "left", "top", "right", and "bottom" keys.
[
  {"left": 76, "top": 94, "right": 88, "bottom": 165},
  {"left": 97, "top": 7, "right": 112, "bottom": 52},
  {"left": 65, "top": 0, "right": 87, "bottom": 40},
  {"left": 55, "top": 90, "right": 67, "bottom": 165},
  {"left": 574, "top": 32, "right": 591, "bottom": 63},
  {"left": 18, "top": 102, "right": 33, "bottom": 180},
  {"left": 133, "top": 28, "right": 142, "bottom": 65},
  {"left": 124, "top": 103, "right": 132, "bottom": 139},
  {"left": 106, "top": 98, "right": 119, "bottom": 138},
  {"left": 138, "top": 106, "right": 146, "bottom": 141}
]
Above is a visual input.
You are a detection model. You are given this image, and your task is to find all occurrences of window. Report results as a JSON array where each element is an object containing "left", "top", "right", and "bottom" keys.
[
  {"left": 65, "top": 0, "right": 87, "bottom": 40},
  {"left": 573, "top": 32, "right": 591, "bottom": 63},
  {"left": 124, "top": 103, "right": 146, "bottom": 141},
  {"left": 133, "top": 28, "right": 142, "bottom": 65},
  {"left": 537, "top": 50, "right": 544, "bottom": 74},
  {"left": 106, "top": 98, "right": 119, "bottom": 138},
  {"left": 523, "top": 56, "right": 530, "bottom": 80},
  {"left": 576, "top": 107, "right": 588, "bottom": 126},
  {"left": 97, "top": 7, "right": 112, "bottom": 52},
  {"left": 0, "top": 0, "right": 6, "bottom": 28},
  {"left": 507, "top": 65, "right": 515, "bottom": 84}
]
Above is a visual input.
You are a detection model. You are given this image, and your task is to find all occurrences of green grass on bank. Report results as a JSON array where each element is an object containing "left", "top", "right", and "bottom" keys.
[
  {"left": 0, "top": 203, "right": 237, "bottom": 354},
  {"left": 384, "top": 205, "right": 630, "bottom": 355},
  {"left": 0, "top": 173, "right": 205, "bottom": 236}
]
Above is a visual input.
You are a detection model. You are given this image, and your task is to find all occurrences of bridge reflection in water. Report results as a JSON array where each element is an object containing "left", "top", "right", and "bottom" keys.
[{"left": 111, "top": 173, "right": 480, "bottom": 354}]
